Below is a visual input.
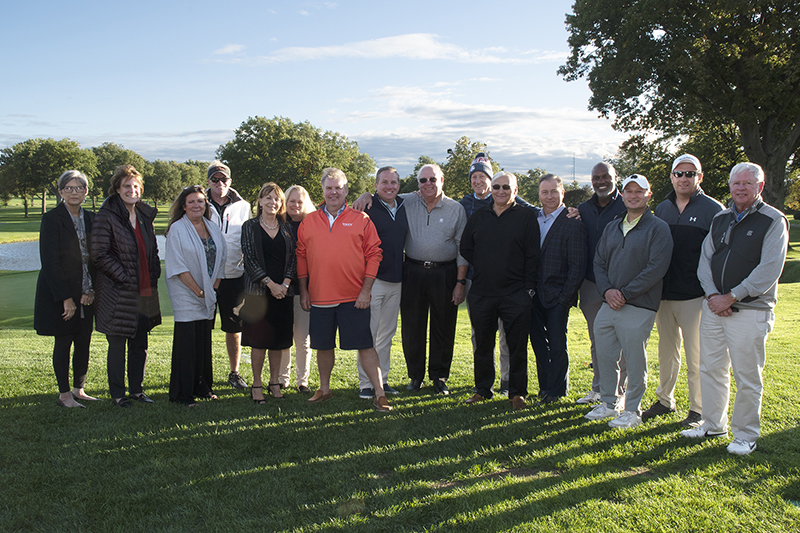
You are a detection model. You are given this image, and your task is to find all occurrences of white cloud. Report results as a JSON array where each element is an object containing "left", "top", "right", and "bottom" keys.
[
  {"left": 327, "top": 84, "right": 626, "bottom": 181},
  {"left": 298, "top": 10, "right": 310, "bottom": 16},
  {"left": 213, "top": 44, "right": 245, "bottom": 55},
  {"left": 207, "top": 34, "right": 565, "bottom": 65}
]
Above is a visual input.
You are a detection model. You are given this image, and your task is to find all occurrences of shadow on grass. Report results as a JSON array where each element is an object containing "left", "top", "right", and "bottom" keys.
[{"left": 3, "top": 385, "right": 797, "bottom": 532}]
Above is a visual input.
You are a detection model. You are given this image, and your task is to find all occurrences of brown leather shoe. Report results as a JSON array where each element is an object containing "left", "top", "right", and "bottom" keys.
[
  {"left": 307, "top": 389, "right": 333, "bottom": 403},
  {"left": 373, "top": 396, "right": 392, "bottom": 412},
  {"left": 465, "top": 393, "right": 486, "bottom": 405},
  {"left": 511, "top": 395, "right": 527, "bottom": 410}
]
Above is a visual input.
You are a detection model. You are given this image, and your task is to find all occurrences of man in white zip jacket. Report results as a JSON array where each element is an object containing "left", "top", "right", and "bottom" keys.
[{"left": 206, "top": 160, "right": 252, "bottom": 390}]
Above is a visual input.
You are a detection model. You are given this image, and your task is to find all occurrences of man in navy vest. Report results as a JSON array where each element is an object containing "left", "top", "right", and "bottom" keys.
[
  {"left": 357, "top": 166, "right": 409, "bottom": 399},
  {"left": 681, "top": 163, "right": 788, "bottom": 456}
]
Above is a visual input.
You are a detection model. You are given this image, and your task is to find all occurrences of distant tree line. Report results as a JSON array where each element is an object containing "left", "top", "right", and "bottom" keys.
[{"left": 1, "top": 116, "right": 587, "bottom": 218}]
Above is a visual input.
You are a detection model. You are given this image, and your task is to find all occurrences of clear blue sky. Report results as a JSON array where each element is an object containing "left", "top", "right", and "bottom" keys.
[{"left": 1, "top": 0, "right": 627, "bottom": 183}]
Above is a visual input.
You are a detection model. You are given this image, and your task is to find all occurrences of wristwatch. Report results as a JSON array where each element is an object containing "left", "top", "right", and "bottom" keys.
[{"left": 456, "top": 279, "right": 466, "bottom": 285}]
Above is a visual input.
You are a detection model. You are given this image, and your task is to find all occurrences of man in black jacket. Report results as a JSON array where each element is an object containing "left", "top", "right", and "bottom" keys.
[{"left": 460, "top": 171, "right": 539, "bottom": 410}]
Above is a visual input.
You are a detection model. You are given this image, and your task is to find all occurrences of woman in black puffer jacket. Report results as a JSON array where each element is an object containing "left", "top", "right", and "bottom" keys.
[{"left": 92, "top": 165, "right": 161, "bottom": 408}]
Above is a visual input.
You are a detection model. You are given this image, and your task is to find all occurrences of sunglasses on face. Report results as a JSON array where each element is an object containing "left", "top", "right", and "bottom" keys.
[
  {"left": 492, "top": 184, "right": 511, "bottom": 190},
  {"left": 418, "top": 177, "right": 438, "bottom": 184},
  {"left": 61, "top": 186, "right": 87, "bottom": 193},
  {"left": 672, "top": 171, "right": 697, "bottom": 178},
  {"left": 210, "top": 177, "right": 230, "bottom": 184}
]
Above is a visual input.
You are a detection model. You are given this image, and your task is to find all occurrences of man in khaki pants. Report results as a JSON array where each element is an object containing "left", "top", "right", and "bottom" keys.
[{"left": 643, "top": 154, "right": 722, "bottom": 427}]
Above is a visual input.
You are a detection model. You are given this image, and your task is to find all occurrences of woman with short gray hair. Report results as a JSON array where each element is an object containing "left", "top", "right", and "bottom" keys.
[{"left": 34, "top": 170, "right": 97, "bottom": 407}]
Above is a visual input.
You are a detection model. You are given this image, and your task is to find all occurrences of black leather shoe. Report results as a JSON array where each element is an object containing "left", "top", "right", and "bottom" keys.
[
  {"left": 433, "top": 379, "right": 450, "bottom": 395},
  {"left": 536, "top": 394, "right": 562, "bottom": 406},
  {"left": 407, "top": 379, "right": 422, "bottom": 391},
  {"left": 129, "top": 393, "right": 155, "bottom": 404}
]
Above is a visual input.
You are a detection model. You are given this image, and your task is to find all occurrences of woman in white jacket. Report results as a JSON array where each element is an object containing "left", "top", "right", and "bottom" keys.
[{"left": 165, "top": 186, "right": 226, "bottom": 406}]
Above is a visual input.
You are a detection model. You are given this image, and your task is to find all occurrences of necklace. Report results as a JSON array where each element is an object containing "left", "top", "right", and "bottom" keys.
[{"left": 260, "top": 216, "right": 279, "bottom": 230}]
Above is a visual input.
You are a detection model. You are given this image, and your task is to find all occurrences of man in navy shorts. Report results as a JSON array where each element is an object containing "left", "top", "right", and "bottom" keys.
[{"left": 296, "top": 167, "right": 392, "bottom": 412}]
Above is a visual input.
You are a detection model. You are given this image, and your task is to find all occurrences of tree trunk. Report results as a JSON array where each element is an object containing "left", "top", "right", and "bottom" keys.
[
  {"left": 42, "top": 188, "right": 47, "bottom": 214},
  {"left": 23, "top": 196, "right": 29, "bottom": 218},
  {"left": 739, "top": 121, "right": 795, "bottom": 212}
]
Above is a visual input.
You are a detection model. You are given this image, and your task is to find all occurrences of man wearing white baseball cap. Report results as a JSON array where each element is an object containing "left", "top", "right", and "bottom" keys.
[
  {"left": 585, "top": 174, "right": 673, "bottom": 428},
  {"left": 642, "top": 155, "right": 723, "bottom": 426}
]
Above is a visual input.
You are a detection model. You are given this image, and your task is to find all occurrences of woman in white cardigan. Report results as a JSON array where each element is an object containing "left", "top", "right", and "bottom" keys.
[{"left": 165, "top": 186, "right": 226, "bottom": 406}]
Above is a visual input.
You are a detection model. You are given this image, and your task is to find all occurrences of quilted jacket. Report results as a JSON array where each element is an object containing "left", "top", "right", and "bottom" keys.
[{"left": 92, "top": 194, "right": 161, "bottom": 337}]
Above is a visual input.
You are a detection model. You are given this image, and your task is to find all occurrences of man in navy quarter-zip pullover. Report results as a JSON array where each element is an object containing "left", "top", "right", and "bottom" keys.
[{"left": 642, "top": 154, "right": 723, "bottom": 427}]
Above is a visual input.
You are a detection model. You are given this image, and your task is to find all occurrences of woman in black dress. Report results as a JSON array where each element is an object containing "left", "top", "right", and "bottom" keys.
[
  {"left": 240, "top": 182, "right": 296, "bottom": 402},
  {"left": 34, "top": 170, "right": 96, "bottom": 408}
]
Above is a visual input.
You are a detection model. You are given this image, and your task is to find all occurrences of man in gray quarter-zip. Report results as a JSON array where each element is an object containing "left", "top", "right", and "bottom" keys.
[
  {"left": 681, "top": 162, "right": 788, "bottom": 456},
  {"left": 584, "top": 175, "right": 672, "bottom": 430}
]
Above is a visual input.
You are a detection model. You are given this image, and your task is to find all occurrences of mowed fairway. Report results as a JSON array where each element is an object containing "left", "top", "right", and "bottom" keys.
[{"left": 1, "top": 208, "right": 799, "bottom": 531}]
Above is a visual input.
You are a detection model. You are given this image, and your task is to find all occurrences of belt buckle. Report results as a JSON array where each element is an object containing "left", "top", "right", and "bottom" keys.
[{"left": 423, "top": 261, "right": 433, "bottom": 269}]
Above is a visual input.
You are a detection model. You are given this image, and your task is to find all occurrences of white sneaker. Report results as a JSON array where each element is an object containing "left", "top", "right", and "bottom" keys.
[
  {"left": 576, "top": 390, "right": 601, "bottom": 404},
  {"left": 609, "top": 410, "right": 642, "bottom": 429},
  {"left": 727, "top": 438, "right": 757, "bottom": 455},
  {"left": 584, "top": 402, "right": 620, "bottom": 420},
  {"left": 680, "top": 426, "right": 728, "bottom": 438}
]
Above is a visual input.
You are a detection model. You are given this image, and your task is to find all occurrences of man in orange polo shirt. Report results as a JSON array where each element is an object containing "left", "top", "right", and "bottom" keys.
[{"left": 296, "top": 167, "right": 392, "bottom": 412}]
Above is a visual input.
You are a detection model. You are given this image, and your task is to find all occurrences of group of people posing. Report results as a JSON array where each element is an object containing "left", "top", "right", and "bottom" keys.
[{"left": 35, "top": 153, "right": 787, "bottom": 455}]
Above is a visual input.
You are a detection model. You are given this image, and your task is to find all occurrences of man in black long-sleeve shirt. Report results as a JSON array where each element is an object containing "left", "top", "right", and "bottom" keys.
[{"left": 460, "top": 171, "right": 539, "bottom": 410}]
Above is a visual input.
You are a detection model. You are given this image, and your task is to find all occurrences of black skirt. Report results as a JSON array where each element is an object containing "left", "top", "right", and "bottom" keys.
[{"left": 240, "top": 292, "right": 294, "bottom": 350}]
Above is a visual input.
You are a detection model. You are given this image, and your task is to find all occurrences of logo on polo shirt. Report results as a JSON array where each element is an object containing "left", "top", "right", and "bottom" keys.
[
  {"left": 689, "top": 217, "right": 697, "bottom": 222},
  {"left": 343, "top": 223, "right": 353, "bottom": 227}
]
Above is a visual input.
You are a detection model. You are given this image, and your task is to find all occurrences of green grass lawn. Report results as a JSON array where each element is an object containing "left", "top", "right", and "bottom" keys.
[
  {"left": 2, "top": 291, "right": 800, "bottom": 531},
  {"left": 2, "top": 201, "right": 800, "bottom": 531},
  {"left": 0, "top": 197, "right": 172, "bottom": 242}
]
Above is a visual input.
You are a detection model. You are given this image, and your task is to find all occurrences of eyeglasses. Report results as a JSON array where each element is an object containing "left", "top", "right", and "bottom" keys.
[
  {"left": 61, "top": 186, "right": 87, "bottom": 193},
  {"left": 418, "top": 177, "right": 438, "bottom": 184},
  {"left": 672, "top": 171, "right": 698, "bottom": 178},
  {"left": 492, "top": 184, "right": 511, "bottom": 190},
  {"left": 209, "top": 177, "right": 230, "bottom": 184}
]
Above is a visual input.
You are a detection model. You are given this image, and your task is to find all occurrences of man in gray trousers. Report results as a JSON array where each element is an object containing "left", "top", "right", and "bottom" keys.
[{"left": 584, "top": 175, "right": 673, "bottom": 429}]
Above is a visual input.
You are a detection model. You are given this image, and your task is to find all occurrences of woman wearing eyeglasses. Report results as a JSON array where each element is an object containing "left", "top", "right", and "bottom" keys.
[
  {"left": 34, "top": 170, "right": 97, "bottom": 408},
  {"left": 165, "top": 186, "right": 226, "bottom": 406}
]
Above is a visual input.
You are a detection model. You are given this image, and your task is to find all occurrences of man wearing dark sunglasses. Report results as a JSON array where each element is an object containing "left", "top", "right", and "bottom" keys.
[
  {"left": 206, "top": 160, "right": 252, "bottom": 391},
  {"left": 461, "top": 171, "right": 539, "bottom": 410},
  {"left": 354, "top": 164, "right": 468, "bottom": 395},
  {"left": 643, "top": 154, "right": 723, "bottom": 427}
]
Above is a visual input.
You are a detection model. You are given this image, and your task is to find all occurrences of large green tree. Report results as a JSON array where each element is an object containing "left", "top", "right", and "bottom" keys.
[
  {"left": 147, "top": 160, "right": 183, "bottom": 210},
  {"left": 216, "top": 116, "right": 375, "bottom": 203},
  {"left": 560, "top": 0, "right": 800, "bottom": 209},
  {"left": 91, "top": 143, "right": 151, "bottom": 209},
  {"left": 0, "top": 138, "right": 97, "bottom": 217},
  {"left": 441, "top": 137, "right": 499, "bottom": 201}
]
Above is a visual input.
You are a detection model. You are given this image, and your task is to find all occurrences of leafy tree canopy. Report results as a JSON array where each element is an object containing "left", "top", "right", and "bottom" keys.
[
  {"left": 216, "top": 116, "right": 375, "bottom": 204},
  {"left": 560, "top": 0, "right": 800, "bottom": 208},
  {"left": 92, "top": 142, "right": 151, "bottom": 199},
  {"left": 0, "top": 138, "right": 97, "bottom": 217}
]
